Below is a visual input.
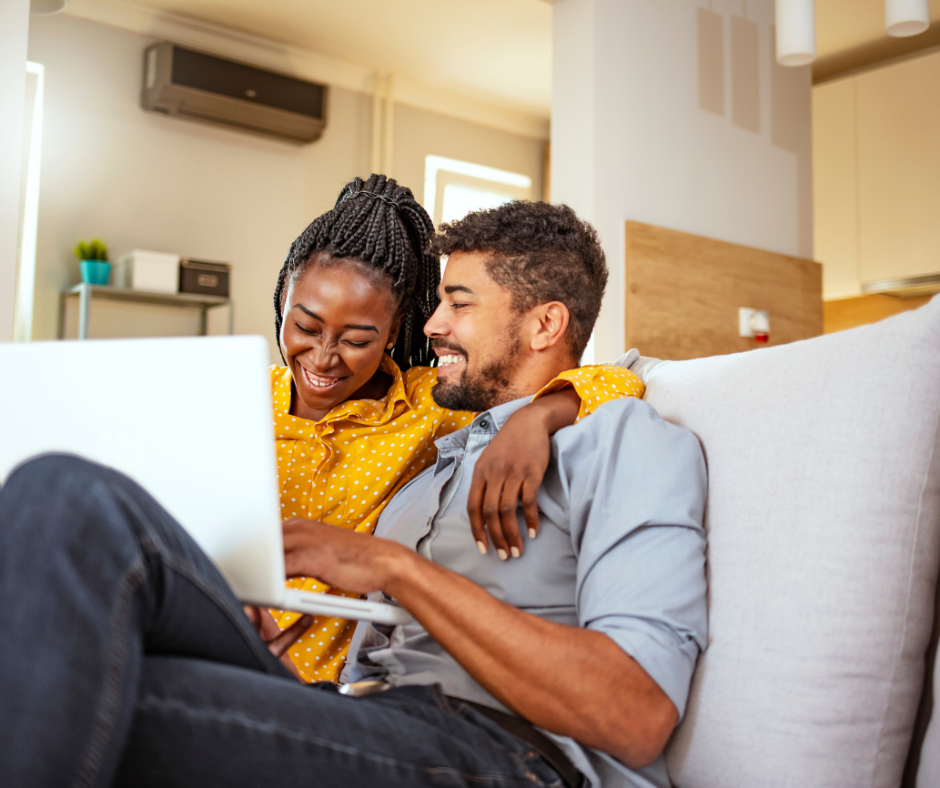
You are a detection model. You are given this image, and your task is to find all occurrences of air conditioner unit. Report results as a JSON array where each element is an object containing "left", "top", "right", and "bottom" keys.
[{"left": 141, "top": 43, "right": 327, "bottom": 144}]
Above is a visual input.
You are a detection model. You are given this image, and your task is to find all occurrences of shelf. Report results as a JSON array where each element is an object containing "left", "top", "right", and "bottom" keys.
[
  {"left": 61, "top": 283, "right": 233, "bottom": 340},
  {"left": 63, "top": 283, "right": 231, "bottom": 309}
]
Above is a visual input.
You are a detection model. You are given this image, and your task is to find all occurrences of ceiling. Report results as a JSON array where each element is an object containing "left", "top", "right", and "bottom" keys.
[
  {"left": 71, "top": 0, "right": 940, "bottom": 118},
  {"left": 101, "top": 0, "right": 553, "bottom": 116}
]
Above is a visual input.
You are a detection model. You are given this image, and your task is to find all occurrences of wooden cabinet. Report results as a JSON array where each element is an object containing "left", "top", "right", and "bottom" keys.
[{"left": 813, "top": 50, "right": 940, "bottom": 297}]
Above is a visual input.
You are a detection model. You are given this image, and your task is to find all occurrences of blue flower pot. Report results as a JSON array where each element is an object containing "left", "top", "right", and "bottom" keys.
[{"left": 80, "top": 260, "right": 111, "bottom": 285}]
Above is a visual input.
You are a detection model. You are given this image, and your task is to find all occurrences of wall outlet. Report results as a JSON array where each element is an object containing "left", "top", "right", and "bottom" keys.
[{"left": 739, "top": 307, "right": 770, "bottom": 338}]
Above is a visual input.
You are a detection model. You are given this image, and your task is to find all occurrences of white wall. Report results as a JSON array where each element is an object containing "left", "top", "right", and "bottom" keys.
[
  {"left": 551, "top": 0, "right": 595, "bottom": 224},
  {"left": 0, "top": 0, "right": 30, "bottom": 342},
  {"left": 26, "top": 14, "right": 544, "bottom": 357},
  {"left": 394, "top": 103, "right": 544, "bottom": 208},
  {"left": 814, "top": 50, "right": 940, "bottom": 298},
  {"left": 552, "top": 0, "right": 813, "bottom": 362},
  {"left": 28, "top": 14, "right": 309, "bottom": 353},
  {"left": 28, "top": 15, "right": 379, "bottom": 354}
]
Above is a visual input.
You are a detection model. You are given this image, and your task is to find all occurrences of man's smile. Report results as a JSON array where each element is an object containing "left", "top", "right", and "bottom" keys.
[
  {"left": 433, "top": 339, "right": 470, "bottom": 379},
  {"left": 436, "top": 353, "right": 466, "bottom": 376}
]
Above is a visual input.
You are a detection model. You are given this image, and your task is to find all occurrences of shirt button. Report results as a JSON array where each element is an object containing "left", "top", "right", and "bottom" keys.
[{"left": 479, "top": 420, "right": 488, "bottom": 429}]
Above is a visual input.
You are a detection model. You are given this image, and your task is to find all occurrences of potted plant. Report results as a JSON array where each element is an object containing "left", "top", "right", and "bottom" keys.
[{"left": 74, "top": 239, "right": 111, "bottom": 285}]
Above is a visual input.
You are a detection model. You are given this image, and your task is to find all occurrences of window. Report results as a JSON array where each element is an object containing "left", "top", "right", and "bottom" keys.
[
  {"left": 14, "top": 62, "right": 45, "bottom": 342},
  {"left": 424, "top": 155, "right": 532, "bottom": 228}
]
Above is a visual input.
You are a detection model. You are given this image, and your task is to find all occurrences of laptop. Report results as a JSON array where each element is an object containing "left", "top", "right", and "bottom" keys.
[{"left": 0, "top": 336, "right": 411, "bottom": 626}]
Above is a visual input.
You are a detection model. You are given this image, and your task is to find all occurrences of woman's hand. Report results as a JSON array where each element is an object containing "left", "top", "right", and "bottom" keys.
[
  {"left": 467, "top": 387, "right": 580, "bottom": 559},
  {"left": 243, "top": 605, "right": 313, "bottom": 682}
]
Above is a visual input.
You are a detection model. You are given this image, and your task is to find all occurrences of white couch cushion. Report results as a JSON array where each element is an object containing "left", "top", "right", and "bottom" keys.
[
  {"left": 915, "top": 578, "right": 940, "bottom": 787},
  {"left": 620, "top": 296, "right": 940, "bottom": 788}
]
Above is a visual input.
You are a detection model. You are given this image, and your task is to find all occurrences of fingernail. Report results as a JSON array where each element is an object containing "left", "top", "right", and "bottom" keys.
[
  {"left": 497, "top": 548, "right": 508, "bottom": 561},
  {"left": 510, "top": 546, "right": 520, "bottom": 559},
  {"left": 528, "top": 528, "right": 537, "bottom": 539},
  {"left": 476, "top": 540, "right": 487, "bottom": 554}
]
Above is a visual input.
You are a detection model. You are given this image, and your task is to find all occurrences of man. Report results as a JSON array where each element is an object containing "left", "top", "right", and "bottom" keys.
[{"left": 0, "top": 202, "right": 706, "bottom": 788}]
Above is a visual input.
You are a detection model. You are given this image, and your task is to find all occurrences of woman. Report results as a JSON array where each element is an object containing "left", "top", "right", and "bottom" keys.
[{"left": 263, "top": 174, "right": 644, "bottom": 682}]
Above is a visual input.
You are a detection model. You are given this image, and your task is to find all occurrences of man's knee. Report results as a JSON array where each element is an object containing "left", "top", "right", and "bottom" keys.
[
  {"left": 4, "top": 453, "right": 110, "bottom": 497},
  {"left": 0, "top": 454, "right": 150, "bottom": 570},
  {"left": 1, "top": 454, "right": 127, "bottom": 526}
]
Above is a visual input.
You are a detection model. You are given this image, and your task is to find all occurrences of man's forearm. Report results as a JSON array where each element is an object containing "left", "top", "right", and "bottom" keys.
[
  {"left": 282, "top": 519, "right": 679, "bottom": 767},
  {"left": 384, "top": 548, "right": 677, "bottom": 769}
]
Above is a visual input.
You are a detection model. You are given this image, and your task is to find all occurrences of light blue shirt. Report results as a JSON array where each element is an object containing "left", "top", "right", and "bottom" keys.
[{"left": 343, "top": 395, "right": 708, "bottom": 788}]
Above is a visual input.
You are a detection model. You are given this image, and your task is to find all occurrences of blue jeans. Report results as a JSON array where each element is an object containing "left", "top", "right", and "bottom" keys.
[{"left": 0, "top": 455, "right": 564, "bottom": 788}]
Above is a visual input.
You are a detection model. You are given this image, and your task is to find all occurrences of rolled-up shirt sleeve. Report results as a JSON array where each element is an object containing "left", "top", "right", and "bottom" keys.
[{"left": 557, "top": 397, "right": 708, "bottom": 720}]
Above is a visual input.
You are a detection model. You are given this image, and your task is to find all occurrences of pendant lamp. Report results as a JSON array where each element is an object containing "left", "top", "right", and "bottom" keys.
[
  {"left": 775, "top": 0, "right": 816, "bottom": 66},
  {"left": 885, "top": 0, "right": 930, "bottom": 36}
]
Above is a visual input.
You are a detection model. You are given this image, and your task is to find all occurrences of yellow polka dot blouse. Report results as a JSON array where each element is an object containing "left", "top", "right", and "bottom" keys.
[{"left": 270, "top": 355, "right": 645, "bottom": 683}]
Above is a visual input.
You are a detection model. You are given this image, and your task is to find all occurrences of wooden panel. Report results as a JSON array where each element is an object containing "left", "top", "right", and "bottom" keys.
[
  {"left": 823, "top": 293, "right": 931, "bottom": 334},
  {"left": 624, "top": 221, "right": 822, "bottom": 360}
]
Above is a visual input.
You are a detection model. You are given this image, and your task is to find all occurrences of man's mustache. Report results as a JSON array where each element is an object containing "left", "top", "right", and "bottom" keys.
[{"left": 431, "top": 339, "right": 470, "bottom": 358}]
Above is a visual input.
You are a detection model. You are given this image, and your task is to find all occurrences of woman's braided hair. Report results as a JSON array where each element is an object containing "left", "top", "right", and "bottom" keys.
[{"left": 273, "top": 174, "right": 439, "bottom": 371}]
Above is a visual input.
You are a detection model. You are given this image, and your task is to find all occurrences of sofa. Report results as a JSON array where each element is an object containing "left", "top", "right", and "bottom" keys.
[{"left": 614, "top": 295, "right": 940, "bottom": 788}]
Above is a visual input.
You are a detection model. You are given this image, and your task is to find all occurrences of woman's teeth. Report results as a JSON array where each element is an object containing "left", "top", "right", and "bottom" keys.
[
  {"left": 303, "top": 368, "right": 340, "bottom": 388},
  {"left": 438, "top": 354, "right": 464, "bottom": 366}
]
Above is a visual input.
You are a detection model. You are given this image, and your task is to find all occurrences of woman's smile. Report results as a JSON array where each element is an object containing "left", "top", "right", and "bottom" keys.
[
  {"left": 299, "top": 366, "right": 346, "bottom": 390},
  {"left": 279, "top": 259, "right": 401, "bottom": 422}
]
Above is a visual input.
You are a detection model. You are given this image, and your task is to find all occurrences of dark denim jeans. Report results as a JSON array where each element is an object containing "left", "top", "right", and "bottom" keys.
[{"left": 0, "top": 455, "right": 564, "bottom": 788}]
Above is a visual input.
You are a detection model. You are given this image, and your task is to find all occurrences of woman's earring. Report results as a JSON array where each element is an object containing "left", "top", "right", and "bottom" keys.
[{"left": 386, "top": 342, "right": 394, "bottom": 349}]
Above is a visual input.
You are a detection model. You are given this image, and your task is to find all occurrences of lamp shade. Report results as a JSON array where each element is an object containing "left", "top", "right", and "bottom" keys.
[
  {"left": 885, "top": 0, "right": 930, "bottom": 36},
  {"left": 775, "top": 0, "right": 816, "bottom": 66},
  {"left": 30, "top": 0, "right": 68, "bottom": 13}
]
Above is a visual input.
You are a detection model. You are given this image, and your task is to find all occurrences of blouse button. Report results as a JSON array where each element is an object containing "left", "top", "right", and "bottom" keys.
[{"left": 479, "top": 420, "right": 489, "bottom": 429}]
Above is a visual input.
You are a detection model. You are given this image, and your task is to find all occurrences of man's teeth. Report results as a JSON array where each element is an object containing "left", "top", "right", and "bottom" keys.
[{"left": 438, "top": 354, "right": 464, "bottom": 366}]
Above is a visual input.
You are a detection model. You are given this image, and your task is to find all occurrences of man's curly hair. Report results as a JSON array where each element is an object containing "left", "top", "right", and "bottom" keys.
[{"left": 431, "top": 201, "right": 607, "bottom": 361}]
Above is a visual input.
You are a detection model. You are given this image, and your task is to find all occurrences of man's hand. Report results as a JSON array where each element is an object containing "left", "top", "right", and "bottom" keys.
[
  {"left": 282, "top": 518, "right": 413, "bottom": 595},
  {"left": 242, "top": 605, "right": 312, "bottom": 682},
  {"left": 281, "top": 520, "right": 678, "bottom": 766},
  {"left": 467, "top": 387, "right": 580, "bottom": 558}
]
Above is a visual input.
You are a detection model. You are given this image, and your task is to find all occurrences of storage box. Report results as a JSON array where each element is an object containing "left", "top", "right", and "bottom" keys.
[
  {"left": 115, "top": 250, "right": 181, "bottom": 293},
  {"left": 179, "top": 259, "right": 230, "bottom": 298}
]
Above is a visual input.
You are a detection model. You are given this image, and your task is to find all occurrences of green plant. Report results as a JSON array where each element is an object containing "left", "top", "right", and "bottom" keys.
[{"left": 73, "top": 239, "right": 108, "bottom": 262}]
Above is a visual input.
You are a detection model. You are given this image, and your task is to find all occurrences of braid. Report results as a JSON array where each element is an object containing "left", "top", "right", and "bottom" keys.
[{"left": 273, "top": 174, "right": 439, "bottom": 370}]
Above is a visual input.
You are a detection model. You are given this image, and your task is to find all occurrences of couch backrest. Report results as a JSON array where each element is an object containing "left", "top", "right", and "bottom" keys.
[
  {"left": 911, "top": 570, "right": 940, "bottom": 787},
  {"left": 620, "top": 296, "right": 940, "bottom": 788}
]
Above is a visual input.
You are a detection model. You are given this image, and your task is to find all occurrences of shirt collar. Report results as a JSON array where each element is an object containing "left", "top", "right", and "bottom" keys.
[
  {"left": 272, "top": 354, "right": 414, "bottom": 428},
  {"left": 474, "top": 395, "right": 531, "bottom": 431},
  {"left": 434, "top": 394, "right": 531, "bottom": 459}
]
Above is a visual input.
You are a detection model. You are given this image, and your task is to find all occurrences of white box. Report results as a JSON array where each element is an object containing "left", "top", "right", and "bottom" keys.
[{"left": 115, "top": 250, "right": 181, "bottom": 293}]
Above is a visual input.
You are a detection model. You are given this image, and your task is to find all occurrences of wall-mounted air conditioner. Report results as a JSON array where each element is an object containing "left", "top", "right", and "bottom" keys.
[{"left": 141, "top": 43, "right": 327, "bottom": 144}]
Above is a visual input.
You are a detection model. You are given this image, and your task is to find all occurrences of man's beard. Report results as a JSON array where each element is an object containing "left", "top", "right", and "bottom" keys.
[{"left": 431, "top": 337, "right": 522, "bottom": 413}]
